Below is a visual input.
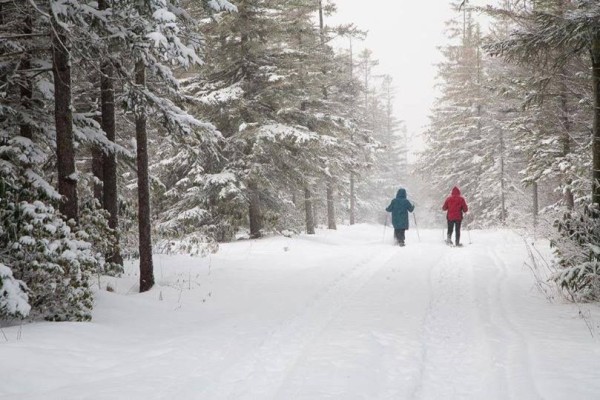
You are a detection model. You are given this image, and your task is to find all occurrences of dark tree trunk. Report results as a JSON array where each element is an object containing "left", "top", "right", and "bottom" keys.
[
  {"left": 92, "top": 145, "right": 104, "bottom": 203},
  {"left": 19, "top": 15, "right": 33, "bottom": 140},
  {"left": 312, "top": 195, "right": 319, "bottom": 229},
  {"left": 350, "top": 173, "right": 356, "bottom": 225},
  {"left": 135, "top": 61, "right": 154, "bottom": 292},
  {"left": 318, "top": 1, "right": 336, "bottom": 230},
  {"left": 592, "top": 34, "right": 600, "bottom": 208},
  {"left": 532, "top": 182, "right": 539, "bottom": 226},
  {"left": 305, "top": 187, "right": 315, "bottom": 235},
  {"left": 558, "top": 76, "right": 575, "bottom": 210},
  {"left": 327, "top": 180, "right": 336, "bottom": 230},
  {"left": 99, "top": 0, "right": 123, "bottom": 266},
  {"left": 52, "top": 17, "right": 78, "bottom": 222},
  {"left": 100, "top": 62, "right": 117, "bottom": 216},
  {"left": 248, "top": 180, "right": 262, "bottom": 238},
  {"left": 499, "top": 128, "right": 506, "bottom": 222}
]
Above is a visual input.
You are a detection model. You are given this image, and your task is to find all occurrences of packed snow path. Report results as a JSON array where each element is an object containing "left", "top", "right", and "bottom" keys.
[{"left": 2, "top": 225, "right": 600, "bottom": 400}]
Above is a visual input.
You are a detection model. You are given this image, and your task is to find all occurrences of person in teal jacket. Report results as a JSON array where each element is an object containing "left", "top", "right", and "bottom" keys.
[{"left": 385, "top": 188, "right": 415, "bottom": 246}]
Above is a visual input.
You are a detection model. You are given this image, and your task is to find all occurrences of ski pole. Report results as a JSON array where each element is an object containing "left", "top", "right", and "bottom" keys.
[{"left": 413, "top": 212, "right": 421, "bottom": 242}]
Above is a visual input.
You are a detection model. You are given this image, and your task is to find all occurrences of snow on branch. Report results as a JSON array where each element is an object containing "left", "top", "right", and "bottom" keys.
[
  {"left": 204, "top": 0, "right": 237, "bottom": 13},
  {"left": 73, "top": 114, "right": 132, "bottom": 157},
  {"left": 254, "top": 124, "right": 319, "bottom": 145},
  {"left": 0, "top": 263, "right": 31, "bottom": 319}
]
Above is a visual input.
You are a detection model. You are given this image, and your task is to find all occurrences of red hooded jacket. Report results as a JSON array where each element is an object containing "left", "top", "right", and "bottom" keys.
[{"left": 443, "top": 187, "right": 468, "bottom": 221}]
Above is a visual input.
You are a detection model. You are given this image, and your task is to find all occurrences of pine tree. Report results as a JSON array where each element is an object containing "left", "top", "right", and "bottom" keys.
[
  {"left": 180, "top": 0, "right": 354, "bottom": 238},
  {"left": 418, "top": 4, "right": 491, "bottom": 224},
  {"left": 486, "top": 0, "right": 600, "bottom": 299},
  {"left": 369, "top": 75, "right": 408, "bottom": 219},
  {"left": 51, "top": 0, "right": 78, "bottom": 222},
  {"left": 0, "top": 0, "right": 107, "bottom": 320},
  {"left": 105, "top": 0, "right": 235, "bottom": 291}
]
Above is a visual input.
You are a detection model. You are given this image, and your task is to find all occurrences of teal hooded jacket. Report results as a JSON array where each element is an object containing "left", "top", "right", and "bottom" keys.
[{"left": 385, "top": 188, "right": 415, "bottom": 229}]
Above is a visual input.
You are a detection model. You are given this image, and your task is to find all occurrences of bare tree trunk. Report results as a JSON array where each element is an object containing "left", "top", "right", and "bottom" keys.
[
  {"left": 499, "top": 128, "right": 506, "bottom": 222},
  {"left": 559, "top": 76, "right": 575, "bottom": 210},
  {"left": 135, "top": 61, "right": 154, "bottom": 293},
  {"left": 553, "top": 1, "right": 574, "bottom": 210},
  {"left": 349, "top": 38, "right": 356, "bottom": 227},
  {"left": 91, "top": 104, "right": 102, "bottom": 205},
  {"left": 248, "top": 180, "right": 262, "bottom": 238},
  {"left": 99, "top": 0, "right": 123, "bottom": 266},
  {"left": 305, "top": 187, "right": 315, "bottom": 234},
  {"left": 52, "top": 17, "right": 78, "bottom": 222},
  {"left": 19, "top": 15, "right": 33, "bottom": 140},
  {"left": 350, "top": 173, "right": 356, "bottom": 225},
  {"left": 327, "top": 180, "right": 336, "bottom": 230},
  {"left": 318, "top": 1, "right": 336, "bottom": 230},
  {"left": 592, "top": 33, "right": 600, "bottom": 208},
  {"left": 532, "top": 181, "right": 539, "bottom": 226},
  {"left": 313, "top": 195, "right": 319, "bottom": 229},
  {"left": 92, "top": 145, "right": 104, "bottom": 203}
]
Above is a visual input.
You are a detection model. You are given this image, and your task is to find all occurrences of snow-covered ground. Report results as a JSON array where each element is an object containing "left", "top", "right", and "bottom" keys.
[{"left": 2, "top": 224, "right": 600, "bottom": 400}]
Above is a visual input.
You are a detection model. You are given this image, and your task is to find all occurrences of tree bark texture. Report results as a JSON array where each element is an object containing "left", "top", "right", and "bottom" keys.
[
  {"left": 592, "top": 33, "right": 600, "bottom": 208},
  {"left": 98, "top": 0, "right": 123, "bottom": 265},
  {"left": 135, "top": 61, "right": 154, "bottom": 292},
  {"left": 91, "top": 145, "right": 104, "bottom": 203},
  {"left": 327, "top": 180, "right": 336, "bottom": 230},
  {"left": 19, "top": 15, "right": 33, "bottom": 140},
  {"left": 558, "top": 74, "right": 575, "bottom": 210},
  {"left": 350, "top": 173, "right": 356, "bottom": 225},
  {"left": 248, "top": 181, "right": 262, "bottom": 238},
  {"left": 532, "top": 182, "right": 539, "bottom": 226},
  {"left": 319, "top": 1, "right": 335, "bottom": 228},
  {"left": 499, "top": 129, "right": 506, "bottom": 222},
  {"left": 52, "top": 18, "right": 78, "bottom": 222},
  {"left": 305, "top": 187, "right": 315, "bottom": 235}
]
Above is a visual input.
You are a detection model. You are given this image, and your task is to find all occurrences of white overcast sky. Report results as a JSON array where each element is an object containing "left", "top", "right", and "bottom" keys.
[{"left": 329, "top": 0, "right": 491, "bottom": 145}]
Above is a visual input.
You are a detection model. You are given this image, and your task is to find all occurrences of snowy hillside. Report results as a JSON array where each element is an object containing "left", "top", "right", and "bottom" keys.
[{"left": 2, "top": 225, "right": 599, "bottom": 400}]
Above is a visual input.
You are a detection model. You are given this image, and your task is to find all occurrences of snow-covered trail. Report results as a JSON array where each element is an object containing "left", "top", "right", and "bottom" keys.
[{"left": 1, "top": 225, "right": 600, "bottom": 400}]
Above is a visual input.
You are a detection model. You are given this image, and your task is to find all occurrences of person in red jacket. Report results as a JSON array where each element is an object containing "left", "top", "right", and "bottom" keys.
[{"left": 442, "top": 186, "right": 468, "bottom": 246}]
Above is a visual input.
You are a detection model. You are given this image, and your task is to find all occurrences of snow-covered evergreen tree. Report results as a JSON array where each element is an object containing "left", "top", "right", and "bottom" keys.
[
  {"left": 178, "top": 0, "right": 363, "bottom": 238},
  {"left": 0, "top": 139, "right": 96, "bottom": 321},
  {"left": 0, "top": 263, "right": 30, "bottom": 319},
  {"left": 485, "top": 0, "right": 600, "bottom": 299},
  {"left": 0, "top": 1, "right": 102, "bottom": 320},
  {"left": 359, "top": 74, "right": 408, "bottom": 223},
  {"left": 418, "top": 4, "right": 492, "bottom": 225}
]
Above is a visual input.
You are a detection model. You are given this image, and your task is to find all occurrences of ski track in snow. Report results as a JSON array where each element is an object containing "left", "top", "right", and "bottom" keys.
[
  {"left": 411, "top": 237, "right": 543, "bottom": 400},
  {"left": 174, "top": 245, "right": 399, "bottom": 399},
  {"left": 2, "top": 226, "right": 600, "bottom": 400},
  {"left": 485, "top": 247, "right": 542, "bottom": 399},
  {"left": 412, "top": 247, "right": 483, "bottom": 399},
  {"left": 275, "top": 239, "right": 448, "bottom": 400}
]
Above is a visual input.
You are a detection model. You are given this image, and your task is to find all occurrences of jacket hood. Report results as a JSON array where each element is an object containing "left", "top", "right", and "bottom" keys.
[
  {"left": 451, "top": 186, "right": 461, "bottom": 196},
  {"left": 396, "top": 188, "right": 407, "bottom": 199}
]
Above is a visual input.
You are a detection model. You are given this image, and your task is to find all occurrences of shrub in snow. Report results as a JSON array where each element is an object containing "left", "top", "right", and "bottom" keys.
[
  {"left": 552, "top": 206, "right": 600, "bottom": 301},
  {"left": 77, "top": 176, "right": 124, "bottom": 277},
  {"left": 0, "top": 170, "right": 96, "bottom": 321},
  {"left": 0, "top": 263, "right": 31, "bottom": 319}
]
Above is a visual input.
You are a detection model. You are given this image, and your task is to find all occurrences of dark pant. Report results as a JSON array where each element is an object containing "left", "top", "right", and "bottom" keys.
[
  {"left": 447, "top": 220, "right": 462, "bottom": 245},
  {"left": 394, "top": 229, "right": 405, "bottom": 244}
]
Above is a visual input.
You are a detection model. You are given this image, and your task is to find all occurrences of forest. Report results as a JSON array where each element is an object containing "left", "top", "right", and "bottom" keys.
[{"left": 1, "top": 0, "right": 599, "bottom": 323}]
